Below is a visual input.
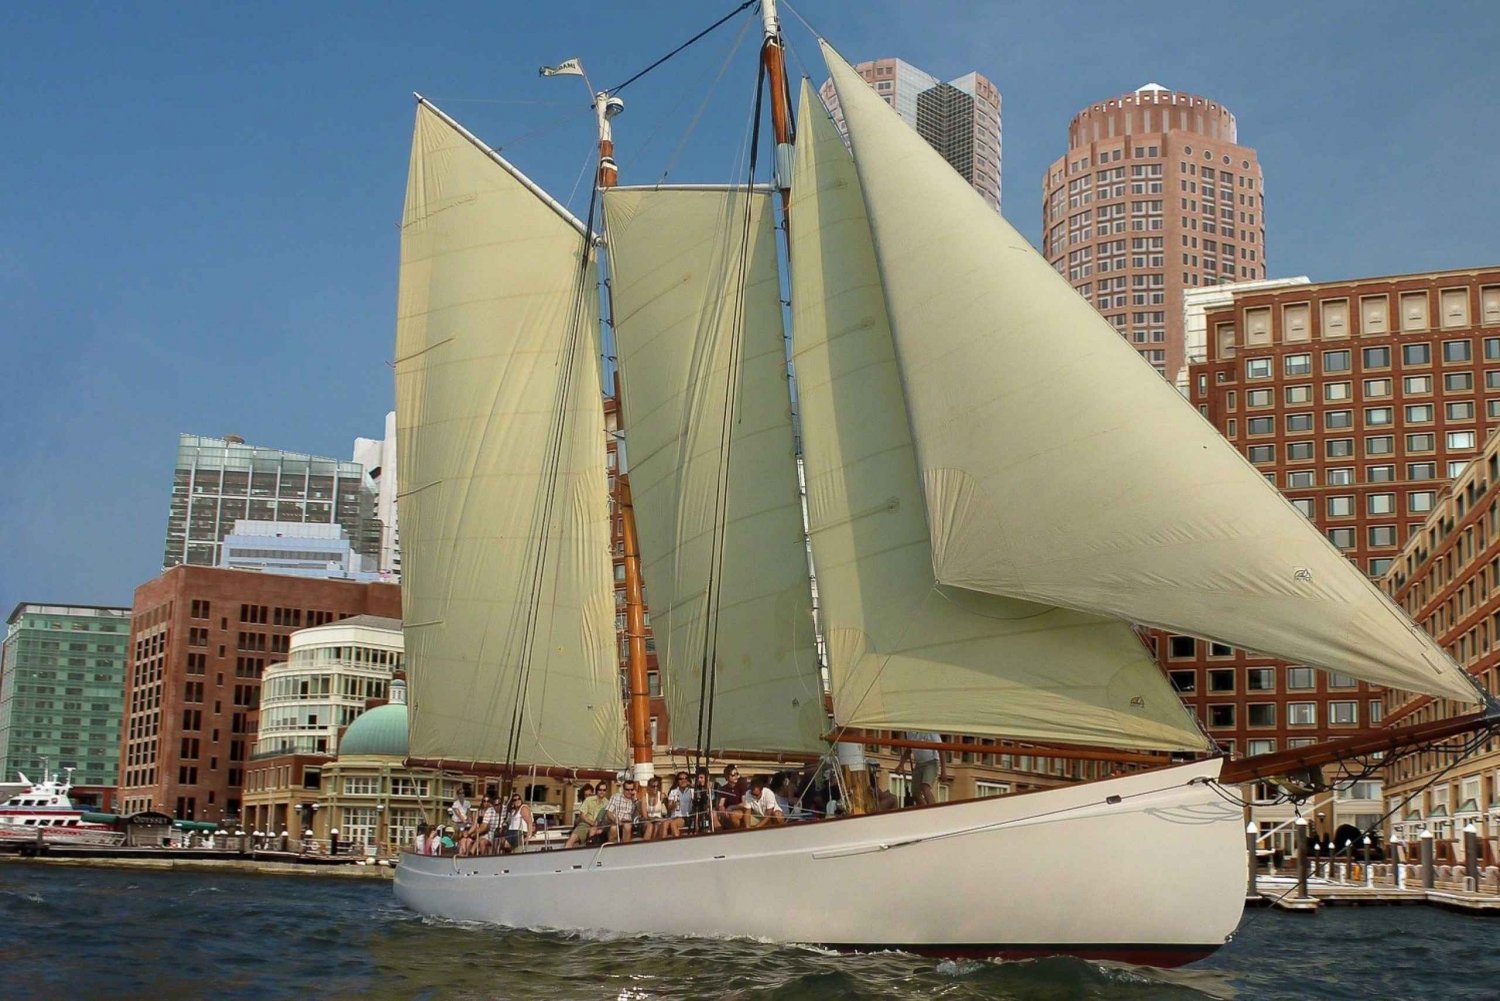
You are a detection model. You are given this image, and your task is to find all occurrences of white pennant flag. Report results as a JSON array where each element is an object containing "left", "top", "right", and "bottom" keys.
[{"left": 539, "top": 58, "right": 584, "bottom": 78}]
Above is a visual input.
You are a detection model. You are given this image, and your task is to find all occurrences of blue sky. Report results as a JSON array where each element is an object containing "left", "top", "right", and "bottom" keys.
[{"left": 2, "top": 0, "right": 1497, "bottom": 614}]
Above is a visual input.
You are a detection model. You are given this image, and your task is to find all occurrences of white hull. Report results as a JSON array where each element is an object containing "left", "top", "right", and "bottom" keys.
[
  {"left": 0, "top": 825, "right": 125, "bottom": 848},
  {"left": 395, "top": 760, "right": 1245, "bottom": 965}
]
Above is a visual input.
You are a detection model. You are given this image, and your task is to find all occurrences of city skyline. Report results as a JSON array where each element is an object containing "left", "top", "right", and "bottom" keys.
[{"left": 4, "top": 1, "right": 1500, "bottom": 615}]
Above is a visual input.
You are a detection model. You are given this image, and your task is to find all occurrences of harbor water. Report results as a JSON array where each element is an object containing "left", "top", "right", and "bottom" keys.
[{"left": 4, "top": 864, "right": 1498, "bottom": 1000}]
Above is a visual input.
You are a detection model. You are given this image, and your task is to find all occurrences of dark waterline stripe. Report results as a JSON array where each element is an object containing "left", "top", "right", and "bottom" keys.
[{"left": 818, "top": 941, "right": 1223, "bottom": 968}]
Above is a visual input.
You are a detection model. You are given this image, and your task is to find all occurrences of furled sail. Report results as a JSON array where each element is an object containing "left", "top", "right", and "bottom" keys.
[
  {"left": 394, "top": 100, "right": 626, "bottom": 769},
  {"left": 822, "top": 45, "right": 1480, "bottom": 705},
  {"left": 790, "top": 83, "right": 1209, "bottom": 751},
  {"left": 604, "top": 186, "right": 826, "bottom": 754}
]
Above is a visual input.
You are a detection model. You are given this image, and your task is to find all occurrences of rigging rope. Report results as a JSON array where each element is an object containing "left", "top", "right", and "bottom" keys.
[{"left": 605, "top": 1, "right": 759, "bottom": 97}]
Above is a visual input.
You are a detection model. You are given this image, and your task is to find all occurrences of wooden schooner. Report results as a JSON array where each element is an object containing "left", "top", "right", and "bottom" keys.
[{"left": 391, "top": 1, "right": 1498, "bottom": 964}]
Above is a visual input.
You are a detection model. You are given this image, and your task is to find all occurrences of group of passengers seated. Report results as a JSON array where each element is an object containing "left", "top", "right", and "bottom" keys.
[
  {"left": 561, "top": 765, "right": 825, "bottom": 848},
  {"left": 409, "top": 785, "right": 534, "bottom": 856}
]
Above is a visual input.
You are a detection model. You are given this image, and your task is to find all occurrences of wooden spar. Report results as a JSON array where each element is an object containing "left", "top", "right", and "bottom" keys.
[
  {"left": 825, "top": 731, "right": 1171, "bottom": 768},
  {"left": 1219, "top": 709, "right": 1498, "bottom": 785},
  {"left": 664, "top": 747, "right": 818, "bottom": 766},
  {"left": 759, "top": 0, "right": 794, "bottom": 237},
  {"left": 593, "top": 88, "right": 655, "bottom": 781},
  {"left": 404, "top": 758, "right": 618, "bottom": 782}
]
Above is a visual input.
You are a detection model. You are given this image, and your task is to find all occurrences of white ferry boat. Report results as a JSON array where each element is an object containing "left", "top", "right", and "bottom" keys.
[{"left": 0, "top": 767, "right": 124, "bottom": 849}]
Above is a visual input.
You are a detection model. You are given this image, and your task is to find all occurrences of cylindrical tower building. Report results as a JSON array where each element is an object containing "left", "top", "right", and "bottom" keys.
[{"left": 1042, "top": 84, "right": 1267, "bottom": 381}]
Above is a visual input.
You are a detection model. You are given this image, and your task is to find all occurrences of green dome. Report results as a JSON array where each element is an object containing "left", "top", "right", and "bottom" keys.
[{"left": 338, "top": 703, "right": 408, "bottom": 758}]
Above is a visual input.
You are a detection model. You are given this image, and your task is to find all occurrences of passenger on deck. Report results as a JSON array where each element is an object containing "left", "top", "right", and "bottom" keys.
[
  {"left": 439, "top": 826, "right": 457, "bottom": 854},
  {"left": 601, "top": 779, "right": 639, "bottom": 843},
  {"left": 412, "top": 821, "right": 429, "bottom": 854},
  {"left": 714, "top": 765, "right": 746, "bottom": 830},
  {"left": 666, "top": 771, "right": 693, "bottom": 837},
  {"left": 741, "top": 774, "right": 785, "bottom": 828},
  {"left": 639, "top": 776, "right": 668, "bottom": 840},
  {"left": 501, "top": 793, "right": 533, "bottom": 852},
  {"left": 896, "top": 732, "right": 947, "bottom": 807},
  {"left": 564, "top": 782, "right": 604, "bottom": 848},
  {"left": 449, "top": 788, "right": 472, "bottom": 831},
  {"left": 462, "top": 793, "right": 499, "bottom": 857}
]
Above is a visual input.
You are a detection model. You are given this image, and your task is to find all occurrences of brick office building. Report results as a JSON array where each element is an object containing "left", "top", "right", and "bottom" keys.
[
  {"left": 1166, "top": 268, "right": 1500, "bottom": 760},
  {"left": 117, "top": 565, "right": 399, "bottom": 822},
  {"left": 1043, "top": 84, "right": 1267, "bottom": 379},
  {"left": 1382, "top": 429, "right": 1500, "bottom": 842}
]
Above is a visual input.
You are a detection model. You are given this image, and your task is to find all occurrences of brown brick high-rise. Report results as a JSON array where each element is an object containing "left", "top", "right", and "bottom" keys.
[
  {"left": 118, "top": 565, "right": 399, "bottom": 823},
  {"left": 1043, "top": 84, "right": 1267, "bottom": 380}
]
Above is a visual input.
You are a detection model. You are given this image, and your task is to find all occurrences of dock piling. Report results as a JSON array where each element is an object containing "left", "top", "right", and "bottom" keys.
[
  {"left": 1296, "top": 817, "right": 1310, "bottom": 899},
  {"left": 1421, "top": 830, "right": 1436, "bottom": 890},
  {"left": 1246, "top": 822, "right": 1259, "bottom": 897},
  {"left": 1465, "top": 824, "right": 1480, "bottom": 892}
]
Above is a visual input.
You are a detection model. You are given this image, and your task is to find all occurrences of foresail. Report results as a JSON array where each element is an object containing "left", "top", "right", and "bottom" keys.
[
  {"left": 394, "top": 101, "right": 625, "bottom": 770},
  {"left": 822, "top": 45, "right": 1480, "bottom": 706},
  {"left": 604, "top": 186, "right": 825, "bottom": 754},
  {"left": 790, "top": 82, "right": 1209, "bottom": 752}
]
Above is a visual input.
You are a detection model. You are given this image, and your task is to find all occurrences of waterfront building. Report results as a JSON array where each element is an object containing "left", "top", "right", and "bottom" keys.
[
  {"left": 0, "top": 604, "right": 130, "bottom": 788},
  {"left": 116, "top": 565, "right": 400, "bottom": 823},
  {"left": 820, "top": 57, "right": 1001, "bottom": 211},
  {"left": 1165, "top": 268, "right": 1500, "bottom": 841},
  {"left": 252, "top": 615, "right": 402, "bottom": 758},
  {"left": 352, "top": 411, "right": 401, "bottom": 578},
  {"left": 1043, "top": 84, "right": 1266, "bottom": 378},
  {"left": 163, "top": 433, "right": 380, "bottom": 572},
  {"left": 1382, "top": 424, "right": 1500, "bottom": 846},
  {"left": 218, "top": 520, "right": 381, "bottom": 581}
]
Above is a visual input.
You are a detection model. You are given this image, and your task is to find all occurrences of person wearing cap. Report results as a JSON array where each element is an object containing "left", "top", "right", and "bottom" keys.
[
  {"left": 439, "top": 826, "right": 457, "bottom": 854},
  {"left": 741, "top": 774, "right": 784, "bottom": 829}
]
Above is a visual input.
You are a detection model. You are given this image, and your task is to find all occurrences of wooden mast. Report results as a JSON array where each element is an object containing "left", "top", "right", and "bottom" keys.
[
  {"left": 594, "top": 90, "right": 656, "bottom": 783},
  {"left": 758, "top": 0, "right": 873, "bottom": 814}
]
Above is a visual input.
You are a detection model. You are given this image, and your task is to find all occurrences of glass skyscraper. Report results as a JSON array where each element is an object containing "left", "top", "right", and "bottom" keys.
[
  {"left": 163, "top": 434, "right": 380, "bottom": 570},
  {"left": 0, "top": 603, "right": 130, "bottom": 787}
]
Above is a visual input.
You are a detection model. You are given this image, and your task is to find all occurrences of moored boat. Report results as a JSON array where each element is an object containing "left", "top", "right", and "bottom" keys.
[{"left": 0, "top": 767, "right": 125, "bottom": 849}]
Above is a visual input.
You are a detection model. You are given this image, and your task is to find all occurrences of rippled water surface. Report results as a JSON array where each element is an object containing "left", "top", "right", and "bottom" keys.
[{"left": 3, "top": 863, "right": 1498, "bottom": 1000}]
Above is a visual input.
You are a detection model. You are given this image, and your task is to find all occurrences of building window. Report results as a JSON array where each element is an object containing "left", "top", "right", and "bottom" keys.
[
  {"left": 1405, "top": 404, "right": 1434, "bottom": 423},
  {"left": 1286, "top": 413, "right": 1313, "bottom": 432},
  {"left": 1287, "top": 667, "right": 1315, "bottom": 690},
  {"left": 1367, "top": 464, "right": 1395, "bottom": 482},
  {"left": 1247, "top": 704, "right": 1276, "bottom": 727},
  {"left": 1288, "top": 702, "right": 1317, "bottom": 725},
  {"left": 1445, "top": 371, "right": 1474, "bottom": 391},
  {"left": 1448, "top": 431, "right": 1477, "bottom": 450},
  {"left": 1404, "top": 374, "right": 1432, "bottom": 394},
  {"left": 1208, "top": 669, "right": 1235, "bottom": 692},
  {"left": 1247, "top": 668, "right": 1275, "bottom": 691},
  {"left": 1368, "top": 493, "right": 1395, "bottom": 515},
  {"left": 1284, "top": 354, "right": 1312, "bottom": 375},
  {"left": 1248, "top": 417, "right": 1274, "bottom": 435},
  {"left": 1208, "top": 705, "right": 1235, "bottom": 728},
  {"left": 1287, "top": 470, "right": 1315, "bottom": 488},
  {"left": 1322, "top": 349, "right": 1351, "bottom": 373},
  {"left": 1286, "top": 441, "right": 1314, "bottom": 460},
  {"left": 1291, "top": 498, "right": 1314, "bottom": 517},
  {"left": 1364, "top": 407, "right": 1393, "bottom": 426},
  {"left": 1363, "top": 377, "right": 1392, "bottom": 397},
  {"left": 1325, "top": 410, "right": 1353, "bottom": 429},
  {"left": 1327, "top": 467, "right": 1354, "bottom": 485},
  {"left": 1247, "top": 388, "right": 1273, "bottom": 407},
  {"left": 1370, "top": 557, "right": 1393, "bottom": 576},
  {"left": 1409, "top": 490, "right": 1435, "bottom": 512},
  {"left": 1369, "top": 701, "right": 1384, "bottom": 724},
  {"left": 1248, "top": 445, "right": 1276, "bottom": 464},
  {"left": 1285, "top": 385, "right": 1313, "bottom": 404},
  {"left": 1328, "top": 527, "right": 1356, "bottom": 549},
  {"left": 1329, "top": 701, "right": 1359, "bottom": 725},
  {"left": 1327, "top": 496, "right": 1354, "bottom": 517},
  {"left": 1169, "top": 670, "right": 1197, "bottom": 693},
  {"left": 1325, "top": 381, "right": 1352, "bottom": 401},
  {"left": 1246, "top": 358, "right": 1272, "bottom": 379},
  {"left": 1362, "top": 347, "right": 1390, "bottom": 369},
  {"left": 1368, "top": 525, "right": 1397, "bottom": 547},
  {"left": 1406, "top": 432, "right": 1436, "bottom": 452},
  {"left": 1168, "top": 635, "right": 1197, "bottom": 659},
  {"left": 1326, "top": 439, "right": 1354, "bottom": 459},
  {"left": 1447, "top": 401, "right": 1476, "bottom": 421},
  {"left": 1407, "top": 462, "right": 1437, "bottom": 480},
  {"left": 1402, "top": 343, "right": 1431, "bottom": 366},
  {"left": 1443, "top": 339, "right": 1473, "bottom": 363},
  {"left": 1247, "top": 739, "right": 1276, "bottom": 756},
  {"left": 1364, "top": 435, "right": 1394, "bottom": 455}
]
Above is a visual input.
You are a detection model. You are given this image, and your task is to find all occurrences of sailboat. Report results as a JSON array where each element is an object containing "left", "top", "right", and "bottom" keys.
[{"left": 391, "top": 2, "right": 1496, "bottom": 964}]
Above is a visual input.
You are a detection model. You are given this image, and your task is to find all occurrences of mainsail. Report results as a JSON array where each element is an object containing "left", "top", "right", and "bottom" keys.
[
  {"left": 604, "top": 186, "right": 825, "bottom": 753},
  {"left": 394, "top": 100, "right": 625, "bottom": 770},
  {"left": 791, "top": 83, "right": 1208, "bottom": 752},
  {"left": 821, "top": 44, "right": 1480, "bottom": 706}
]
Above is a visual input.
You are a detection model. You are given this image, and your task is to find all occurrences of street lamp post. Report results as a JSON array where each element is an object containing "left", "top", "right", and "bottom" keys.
[{"left": 376, "top": 803, "right": 386, "bottom": 858}]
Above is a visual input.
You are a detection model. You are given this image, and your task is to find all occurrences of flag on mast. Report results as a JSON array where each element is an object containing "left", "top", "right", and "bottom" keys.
[{"left": 539, "top": 58, "right": 584, "bottom": 77}]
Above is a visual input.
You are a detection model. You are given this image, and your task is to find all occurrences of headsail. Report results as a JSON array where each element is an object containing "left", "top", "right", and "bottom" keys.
[
  {"left": 821, "top": 45, "right": 1480, "bottom": 706},
  {"left": 604, "top": 186, "right": 826, "bottom": 754},
  {"left": 791, "top": 82, "right": 1209, "bottom": 752},
  {"left": 394, "top": 101, "right": 626, "bottom": 770}
]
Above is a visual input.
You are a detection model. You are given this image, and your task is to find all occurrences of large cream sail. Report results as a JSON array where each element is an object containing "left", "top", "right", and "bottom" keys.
[
  {"left": 394, "top": 101, "right": 625, "bottom": 770},
  {"left": 822, "top": 45, "right": 1479, "bottom": 705},
  {"left": 791, "top": 83, "right": 1209, "bottom": 751},
  {"left": 604, "top": 186, "right": 826, "bottom": 754}
]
